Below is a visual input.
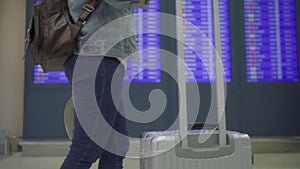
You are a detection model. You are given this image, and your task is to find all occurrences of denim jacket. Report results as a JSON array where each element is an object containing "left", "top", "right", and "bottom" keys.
[{"left": 68, "top": 0, "right": 149, "bottom": 61}]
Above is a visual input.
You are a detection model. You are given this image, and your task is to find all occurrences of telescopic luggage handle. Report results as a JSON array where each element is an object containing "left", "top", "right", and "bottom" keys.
[{"left": 175, "top": 0, "right": 227, "bottom": 147}]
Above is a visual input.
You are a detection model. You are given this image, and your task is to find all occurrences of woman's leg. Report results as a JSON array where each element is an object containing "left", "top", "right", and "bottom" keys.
[
  {"left": 61, "top": 55, "right": 104, "bottom": 169},
  {"left": 98, "top": 150, "right": 124, "bottom": 169},
  {"left": 60, "top": 113, "right": 104, "bottom": 169},
  {"left": 97, "top": 57, "right": 129, "bottom": 169},
  {"left": 98, "top": 107, "right": 129, "bottom": 169},
  {"left": 61, "top": 56, "right": 128, "bottom": 169}
]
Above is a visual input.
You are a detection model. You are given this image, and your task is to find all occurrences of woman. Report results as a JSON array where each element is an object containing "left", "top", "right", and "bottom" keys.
[{"left": 60, "top": 0, "right": 148, "bottom": 168}]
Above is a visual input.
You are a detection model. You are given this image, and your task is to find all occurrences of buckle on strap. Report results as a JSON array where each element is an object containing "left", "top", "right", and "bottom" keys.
[
  {"left": 77, "top": 18, "right": 87, "bottom": 26},
  {"left": 83, "top": 4, "right": 95, "bottom": 13}
]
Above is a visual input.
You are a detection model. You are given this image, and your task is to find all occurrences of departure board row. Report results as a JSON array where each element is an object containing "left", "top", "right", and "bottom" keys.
[
  {"left": 244, "top": 0, "right": 299, "bottom": 82},
  {"left": 33, "top": 0, "right": 161, "bottom": 84},
  {"left": 182, "top": 0, "right": 232, "bottom": 82},
  {"left": 33, "top": 68, "right": 68, "bottom": 84}
]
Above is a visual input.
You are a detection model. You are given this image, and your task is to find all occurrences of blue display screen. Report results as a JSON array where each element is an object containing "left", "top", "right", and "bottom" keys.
[
  {"left": 33, "top": 0, "right": 161, "bottom": 84},
  {"left": 33, "top": 68, "right": 69, "bottom": 84},
  {"left": 244, "top": 0, "right": 299, "bottom": 82},
  {"left": 124, "top": 0, "right": 161, "bottom": 83},
  {"left": 182, "top": 0, "right": 232, "bottom": 83}
]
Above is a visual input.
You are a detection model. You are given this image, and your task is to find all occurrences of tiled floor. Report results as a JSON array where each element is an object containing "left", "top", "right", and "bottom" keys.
[{"left": 0, "top": 153, "right": 300, "bottom": 169}]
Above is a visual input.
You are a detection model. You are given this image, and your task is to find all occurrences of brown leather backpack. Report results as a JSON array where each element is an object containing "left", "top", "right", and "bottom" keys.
[{"left": 26, "top": 0, "right": 101, "bottom": 72}]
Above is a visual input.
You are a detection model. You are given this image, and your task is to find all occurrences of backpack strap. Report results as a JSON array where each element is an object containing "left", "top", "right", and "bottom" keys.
[{"left": 75, "top": 0, "right": 102, "bottom": 26}]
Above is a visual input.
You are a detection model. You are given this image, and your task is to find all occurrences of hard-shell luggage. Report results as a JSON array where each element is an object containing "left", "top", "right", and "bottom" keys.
[
  {"left": 140, "top": 0, "right": 253, "bottom": 168},
  {"left": 140, "top": 130, "right": 252, "bottom": 169}
]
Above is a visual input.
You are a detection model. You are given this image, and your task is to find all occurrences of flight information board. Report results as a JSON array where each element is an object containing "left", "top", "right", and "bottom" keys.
[
  {"left": 244, "top": 0, "right": 299, "bottom": 82},
  {"left": 33, "top": 67, "right": 69, "bottom": 84},
  {"left": 124, "top": 0, "right": 161, "bottom": 83},
  {"left": 182, "top": 0, "right": 232, "bottom": 83},
  {"left": 33, "top": 0, "right": 161, "bottom": 84}
]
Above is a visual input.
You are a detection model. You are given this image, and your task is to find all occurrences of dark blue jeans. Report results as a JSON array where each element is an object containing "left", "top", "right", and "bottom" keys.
[{"left": 61, "top": 55, "right": 129, "bottom": 169}]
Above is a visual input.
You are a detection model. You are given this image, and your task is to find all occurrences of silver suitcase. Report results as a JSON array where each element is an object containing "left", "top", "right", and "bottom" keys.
[
  {"left": 140, "top": 0, "right": 253, "bottom": 168},
  {"left": 140, "top": 130, "right": 252, "bottom": 169}
]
